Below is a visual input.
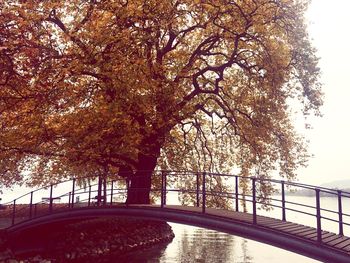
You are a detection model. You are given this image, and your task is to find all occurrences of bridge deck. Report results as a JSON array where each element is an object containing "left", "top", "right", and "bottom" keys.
[
  {"left": 2, "top": 203, "right": 350, "bottom": 261},
  {"left": 157, "top": 205, "right": 350, "bottom": 255}
]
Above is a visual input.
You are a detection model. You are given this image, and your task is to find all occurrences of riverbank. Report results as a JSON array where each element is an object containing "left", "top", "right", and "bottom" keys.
[{"left": 0, "top": 217, "right": 174, "bottom": 262}]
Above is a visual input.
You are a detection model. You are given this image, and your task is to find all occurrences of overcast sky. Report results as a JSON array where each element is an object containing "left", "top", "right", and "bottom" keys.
[{"left": 296, "top": 0, "right": 350, "bottom": 185}]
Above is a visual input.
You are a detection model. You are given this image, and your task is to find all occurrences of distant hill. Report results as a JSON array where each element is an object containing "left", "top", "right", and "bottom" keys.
[
  {"left": 321, "top": 179, "right": 350, "bottom": 189},
  {"left": 285, "top": 179, "right": 350, "bottom": 197}
]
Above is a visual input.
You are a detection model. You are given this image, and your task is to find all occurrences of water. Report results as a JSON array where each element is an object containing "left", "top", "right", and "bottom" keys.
[
  {"left": 119, "top": 194, "right": 350, "bottom": 263},
  {"left": 119, "top": 223, "right": 319, "bottom": 263}
]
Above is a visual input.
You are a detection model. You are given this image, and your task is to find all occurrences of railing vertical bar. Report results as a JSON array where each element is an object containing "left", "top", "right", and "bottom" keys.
[
  {"left": 164, "top": 172, "right": 167, "bottom": 206},
  {"left": 97, "top": 176, "right": 102, "bottom": 206},
  {"left": 34, "top": 203, "right": 37, "bottom": 217},
  {"left": 68, "top": 192, "right": 71, "bottom": 208},
  {"left": 71, "top": 178, "right": 76, "bottom": 208},
  {"left": 316, "top": 188, "right": 322, "bottom": 243},
  {"left": 202, "top": 172, "right": 206, "bottom": 213},
  {"left": 161, "top": 171, "right": 165, "bottom": 208},
  {"left": 110, "top": 181, "right": 114, "bottom": 205},
  {"left": 103, "top": 178, "right": 107, "bottom": 206},
  {"left": 281, "top": 181, "right": 286, "bottom": 221},
  {"left": 88, "top": 185, "right": 91, "bottom": 207},
  {"left": 29, "top": 191, "right": 33, "bottom": 219},
  {"left": 338, "top": 190, "right": 344, "bottom": 236},
  {"left": 235, "top": 176, "right": 239, "bottom": 212},
  {"left": 126, "top": 178, "right": 130, "bottom": 206},
  {"left": 252, "top": 178, "right": 257, "bottom": 225},
  {"left": 12, "top": 199, "right": 16, "bottom": 226},
  {"left": 49, "top": 184, "right": 53, "bottom": 213},
  {"left": 71, "top": 178, "right": 75, "bottom": 208},
  {"left": 196, "top": 173, "right": 200, "bottom": 207}
]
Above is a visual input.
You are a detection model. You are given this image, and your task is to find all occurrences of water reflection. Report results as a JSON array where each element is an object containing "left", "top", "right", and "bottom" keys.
[
  {"left": 117, "top": 223, "right": 320, "bottom": 263},
  {"left": 164, "top": 225, "right": 256, "bottom": 263},
  {"left": 115, "top": 224, "right": 250, "bottom": 262},
  {"left": 170, "top": 227, "right": 241, "bottom": 262},
  {"left": 240, "top": 240, "right": 253, "bottom": 263}
]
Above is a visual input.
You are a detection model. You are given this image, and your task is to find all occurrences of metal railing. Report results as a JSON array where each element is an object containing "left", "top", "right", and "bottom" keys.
[{"left": 1, "top": 171, "right": 349, "bottom": 244}]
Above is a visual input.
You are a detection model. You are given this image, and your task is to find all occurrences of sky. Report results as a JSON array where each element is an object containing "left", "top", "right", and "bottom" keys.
[{"left": 297, "top": 0, "right": 350, "bottom": 185}]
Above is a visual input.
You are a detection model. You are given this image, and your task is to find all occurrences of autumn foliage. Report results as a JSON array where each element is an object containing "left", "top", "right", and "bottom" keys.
[{"left": 0, "top": 0, "right": 322, "bottom": 203}]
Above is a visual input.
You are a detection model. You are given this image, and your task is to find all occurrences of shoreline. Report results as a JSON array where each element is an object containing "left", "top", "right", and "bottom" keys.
[{"left": 0, "top": 217, "right": 175, "bottom": 262}]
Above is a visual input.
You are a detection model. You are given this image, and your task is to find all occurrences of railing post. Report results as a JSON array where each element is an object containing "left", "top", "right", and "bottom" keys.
[
  {"left": 338, "top": 190, "right": 344, "bottom": 236},
  {"left": 71, "top": 178, "right": 76, "bottom": 208},
  {"left": 164, "top": 172, "right": 167, "bottom": 206},
  {"left": 281, "top": 181, "right": 286, "bottom": 221},
  {"left": 235, "top": 176, "right": 239, "bottom": 212},
  {"left": 202, "top": 172, "right": 206, "bottom": 213},
  {"left": 97, "top": 176, "right": 102, "bottom": 206},
  {"left": 29, "top": 191, "right": 33, "bottom": 219},
  {"left": 161, "top": 171, "right": 165, "bottom": 208},
  {"left": 12, "top": 199, "right": 16, "bottom": 226},
  {"left": 126, "top": 178, "right": 130, "bottom": 206},
  {"left": 88, "top": 185, "right": 91, "bottom": 206},
  {"left": 252, "top": 178, "right": 257, "bottom": 225},
  {"left": 68, "top": 192, "right": 71, "bottom": 208},
  {"left": 34, "top": 203, "right": 37, "bottom": 217},
  {"left": 315, "top": 188, "right": 322, "bottom": 242},
  {"left": 103, "top": 177, "right": 107, "bottom": 206},
  {"left": 196, "top": 173, "right": 200, "bottom": 207},
  {"left": 110, "top": 181, "right": 114, "bottom": 205},
  {"left": 71, "top": 178, "right": 75, "bottom": 208},
  {"left": 49, "top": 184, "right": 53, "bottom": 213}
]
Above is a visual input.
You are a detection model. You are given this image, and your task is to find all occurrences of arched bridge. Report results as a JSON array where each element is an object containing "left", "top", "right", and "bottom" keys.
[{"left": 1, "top": 171, "right": 350, "bottom": 262}]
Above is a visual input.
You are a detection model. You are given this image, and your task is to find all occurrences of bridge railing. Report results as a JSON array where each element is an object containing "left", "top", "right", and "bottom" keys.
[
  {"left": 150, "top": 171, "right": 350, "bottom": 242},
  {"left": 1, "top": 171, "right": 349, "bottom": 243},
  {"left": 0, "top": 176, "right": 129, "bottom": 226}
]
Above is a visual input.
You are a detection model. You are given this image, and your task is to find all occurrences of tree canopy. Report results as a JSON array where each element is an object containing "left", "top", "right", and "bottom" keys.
[{"left": 0, "top": 0, "right": 322, "bottom": 203}]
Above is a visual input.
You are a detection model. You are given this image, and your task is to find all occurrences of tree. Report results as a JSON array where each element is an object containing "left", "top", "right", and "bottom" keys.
[{"left": 0, "top": 0, "right": 322, "bottom": 204}]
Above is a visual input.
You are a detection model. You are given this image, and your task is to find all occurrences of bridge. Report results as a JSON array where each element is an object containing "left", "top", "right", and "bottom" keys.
[{"left": 1, "top": 171, "right": 350, "bottom": 262}]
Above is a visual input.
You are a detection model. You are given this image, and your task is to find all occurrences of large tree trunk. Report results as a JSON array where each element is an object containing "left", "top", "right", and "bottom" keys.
[{"left": 126, "top": 151, "right": 159, "bottom": 204}]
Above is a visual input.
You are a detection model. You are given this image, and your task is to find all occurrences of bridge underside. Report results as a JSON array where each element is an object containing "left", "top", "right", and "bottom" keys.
[{"left": 5, "top": 205, "right": 350, "bottom": 262}]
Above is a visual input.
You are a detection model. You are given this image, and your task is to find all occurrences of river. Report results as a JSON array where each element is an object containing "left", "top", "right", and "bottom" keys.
[
  {"left": 117, "top": 223, "right": 319, "bottom": 263},
  {"left": 116, "top": 195, "right": 350, "bottom": 263}
]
